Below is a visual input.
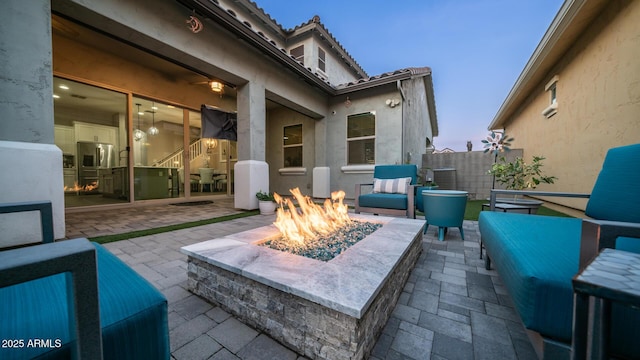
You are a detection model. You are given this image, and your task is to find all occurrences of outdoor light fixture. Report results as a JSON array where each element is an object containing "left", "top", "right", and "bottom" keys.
[
  {"left": 344, "top": 96, "right": 352, "bottom": 108},
  {"left": 209, "top": 81, "right": 223, "bottom": 93},
  {"left": 148, "top": 102, "right": 159, "bottom": 136},
  {"left": 134, "top": 103, "right": 144, "bottom": 141},
  {"left": 186, "top": 13, "right": 203, "bottom": 33}
]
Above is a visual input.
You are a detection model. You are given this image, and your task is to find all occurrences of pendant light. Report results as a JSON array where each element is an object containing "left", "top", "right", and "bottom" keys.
[
  {"left": 148, "top": 102, "right": 159, "bottom": 135},
  {"left": 134, "top": 103, "right": 144, "bottom": 141}
]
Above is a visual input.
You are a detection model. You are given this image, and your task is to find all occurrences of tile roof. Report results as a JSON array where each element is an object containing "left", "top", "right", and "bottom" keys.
[
  {"left": 335, "top": 67, "right": 433, "bottom": 93},
  {"left": 179, "top": 0, "right": 432, "bottom": 95}
]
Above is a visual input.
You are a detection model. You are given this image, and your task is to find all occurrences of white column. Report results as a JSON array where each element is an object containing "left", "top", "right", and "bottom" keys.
[
  {"left": 0, "top": 0, "right": 65, "bottom": 242},
  {"left": 234, "top": 82, "right": 269, "bottom": 209},
  {"left": 313, "top": 167, "right": 331, "bottom": 198}
]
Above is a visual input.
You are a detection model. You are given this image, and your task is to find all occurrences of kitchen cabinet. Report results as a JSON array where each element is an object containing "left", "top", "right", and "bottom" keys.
[
  {"left": 134, "top": 167, "right": 178, "bottom": 200},
  {"left": 74, "top": 122, "right": 117, "bottom": 146},
  {"left": 100, "top": 167, "right": 128, "bottom": 200},
  {"left": 54, "top": 125, "right": 75, "bottom": 155},
  {"left": 63, "top": 168, "right": 77, "bottom": 189}
]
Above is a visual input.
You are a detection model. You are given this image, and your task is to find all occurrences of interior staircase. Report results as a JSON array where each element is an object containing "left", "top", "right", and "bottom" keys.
[{"left": 153, "top": 138, "right": 204, "bottom": 168}]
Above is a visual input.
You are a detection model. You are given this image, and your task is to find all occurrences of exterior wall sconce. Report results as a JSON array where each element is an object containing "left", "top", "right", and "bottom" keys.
[
  {"left": 187, "top": 14, "right": 203, "bottom": 33},
  {"left": 386, "top": 99, "right": 400, "bottom": 108},
  {"left": 344, "top": 96, "right": 352, "bottom": 108}
]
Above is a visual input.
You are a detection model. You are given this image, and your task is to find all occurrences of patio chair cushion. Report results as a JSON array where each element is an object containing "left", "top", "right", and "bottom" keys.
[
  {"left": 358, "top": 193, "right": 408, "bottom": 210},
  {"left": 585, "top": 143, "right": 640, "bottom": 223},
  {"left": 372, "top": 177, "right": 412, "bottom": 194},
  {"left": 373, "top": 165, "right": 418, "bottom": 184},
  {"left": 616, "top": 236, "right": 640, "bottom": 253},
  {"left": 479, "top": 212, "right": 582, "bottom": 342},
  {"left": 479, "top": 212, "right": 640, "bottom": 357},
  {"left": 0, "top": 242, "right": 169, "bottom": 359}
]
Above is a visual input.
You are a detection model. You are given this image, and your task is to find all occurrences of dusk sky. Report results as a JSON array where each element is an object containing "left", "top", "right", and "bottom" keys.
[{"left": 258, "top": 0, "right": 564, "bottom": 152}]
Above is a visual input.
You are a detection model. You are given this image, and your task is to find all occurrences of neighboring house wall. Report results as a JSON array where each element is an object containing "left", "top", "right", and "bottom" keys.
[{"left": 495, "top": 1, "right": 640, "bottom": 210}]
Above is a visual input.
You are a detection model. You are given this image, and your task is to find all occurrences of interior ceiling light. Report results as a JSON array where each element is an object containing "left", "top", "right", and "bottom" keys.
[
  {"left": 209, "top": 81, "right": 223, "bottom": 93},
  {"left": 134, "top": 103, "right": 144, "bottom": 141},
  {"left": 148, "top": 101, "right": 159, "bottom": 136}
]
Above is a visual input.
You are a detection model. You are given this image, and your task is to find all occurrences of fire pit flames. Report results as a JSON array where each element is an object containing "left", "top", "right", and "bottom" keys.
[
  {"left": 64, "top": 181, "right": 99, "bottom": 193},
  {"left": 272, "top": 187, "right": 351, "bottom": 245}
]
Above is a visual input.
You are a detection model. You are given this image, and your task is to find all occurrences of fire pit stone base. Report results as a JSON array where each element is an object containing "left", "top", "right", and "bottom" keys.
[{"left": 183, "top": 215, "right": 424, "bottom": 359}]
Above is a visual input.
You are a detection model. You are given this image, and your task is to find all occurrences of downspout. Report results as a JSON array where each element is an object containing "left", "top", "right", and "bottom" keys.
[{"left": 397, "top": 80, "right": 408, "bottom": 163}]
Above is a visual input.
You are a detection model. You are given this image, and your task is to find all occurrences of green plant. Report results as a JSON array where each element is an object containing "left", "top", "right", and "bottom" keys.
[
  {"left": 488, "top": 156, "right": 557, "bottom": 190},
  {"left": 256, "top": 190, "right": 276, "bottom": 202}
]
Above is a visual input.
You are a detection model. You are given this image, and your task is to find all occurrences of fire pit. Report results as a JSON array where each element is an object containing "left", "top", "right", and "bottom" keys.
[{"left": 181, "top": 190, "right": 424, "bottom": 359}]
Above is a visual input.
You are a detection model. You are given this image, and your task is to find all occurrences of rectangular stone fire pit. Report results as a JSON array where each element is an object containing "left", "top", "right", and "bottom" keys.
[{"left": 181, "top": 214, "right": 424, "bottom": 359}]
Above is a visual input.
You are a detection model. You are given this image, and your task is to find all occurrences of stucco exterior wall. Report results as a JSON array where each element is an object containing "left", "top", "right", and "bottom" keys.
[
  {"left": 326, "top": 85, "right": 407, "bottom": 199},
  {"left": 266, "top": 107, "right": 316, "bottom": 196},
  {"left": 503, "top": 1, "right": 640, "bottom": 210},
  {"left": 0, "top": 0, "right": 66, "bottom": 241},
  {"left": 53, "top": 0, "right": 328, "bottom": 119},
  {"left": 53, "top": 35, "right": 237, "bottom": 114},
  {"left": 402, "top": 77, "right": 433, "bottom": 166}
]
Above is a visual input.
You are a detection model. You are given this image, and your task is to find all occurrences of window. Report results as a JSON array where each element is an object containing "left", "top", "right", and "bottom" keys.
[
  {"left": 318, "top": 47, "right": 326, "bottom": 72},
  {"left": 542, "top": 75, "right": 559, "bottom": 118},
  {"left": 283, "top": 124, "right": 302, "bottom": 167},
  {"left": 347, "top": 112, "right": 375, "bottom": 165},
  {"left": 290, "top": 45, "right": 304, "bottom": 65}
]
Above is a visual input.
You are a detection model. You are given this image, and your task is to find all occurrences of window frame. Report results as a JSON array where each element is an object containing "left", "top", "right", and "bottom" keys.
[
  {"left": 542, "top": 75, "right": 559, "bottom": 118},
  {"left": 283, "top": 124, "right": 303, "bottom": 168},
  {"left": 290, "top": 45, "right": 304, "bottom": 65},
  {"left": 318, "top": 47, "right": 326, "bottom": 73},
  {"left": 346, "top": 111, "right": 376, "bottom": 165}
]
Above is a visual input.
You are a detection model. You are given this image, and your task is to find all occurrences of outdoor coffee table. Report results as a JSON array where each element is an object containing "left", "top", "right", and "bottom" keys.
[
  {"left": 481, "top": 203, "right": 536, "bottom": 214},
  {"left": 572, "top": 248, "right": 640, "bottom": 359}
]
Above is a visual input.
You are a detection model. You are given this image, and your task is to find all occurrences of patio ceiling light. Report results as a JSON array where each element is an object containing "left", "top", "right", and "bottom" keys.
[{"left": 209, "top": 81, "right": 223, "bottom": 93}]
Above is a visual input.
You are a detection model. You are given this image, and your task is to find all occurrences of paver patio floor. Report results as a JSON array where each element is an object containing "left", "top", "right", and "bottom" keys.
[{"left": 66, "top": 199, "right": 538, "bottom": 359}]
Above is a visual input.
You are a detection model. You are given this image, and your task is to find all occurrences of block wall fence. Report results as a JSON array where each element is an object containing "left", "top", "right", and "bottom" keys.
[{"left": 421, "top": 149, "right": 523, "bottom": 200}]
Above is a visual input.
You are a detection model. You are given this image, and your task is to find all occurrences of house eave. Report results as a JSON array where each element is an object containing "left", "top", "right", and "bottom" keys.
[
  {"left": 176, "top": 0, "right": 337, "bottom": 94},
  {"left": 488, "top": 0, "right": 609, "bottom": 130}
]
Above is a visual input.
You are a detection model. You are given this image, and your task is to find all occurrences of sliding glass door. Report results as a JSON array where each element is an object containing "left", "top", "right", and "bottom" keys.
[{"left": 53, "top": 76, "right": 129, "bottom": 207}]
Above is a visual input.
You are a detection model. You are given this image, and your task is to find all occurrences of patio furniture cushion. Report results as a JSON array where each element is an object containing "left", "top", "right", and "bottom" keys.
[
  {"left": 616, "top": 236, "right": 640, "bottom": 253},
  {"left": 0, "top": 242, "right": 169, "bottom": 359},
  {"left": 478, "top": 212, "right": 582, "bottom": 342},
  {"left": 358, "top": 193, "right": 407, "bottom": 210},
  {"left": 355, "top": 164, "right": 418, "bottom": 218},
  {"left": 373, "top": 165, "right": 418, "bottom": 183},
  {"left": 585, "top": 143, "right": 640, "bottom": 223},
  {"left": 372, "top": 177, "right": 412, "bottom": 194}
]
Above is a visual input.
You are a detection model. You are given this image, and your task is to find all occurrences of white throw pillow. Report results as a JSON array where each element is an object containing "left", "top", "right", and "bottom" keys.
[{"left": 372, "top": 177, "right": 412, "bottom": 194}]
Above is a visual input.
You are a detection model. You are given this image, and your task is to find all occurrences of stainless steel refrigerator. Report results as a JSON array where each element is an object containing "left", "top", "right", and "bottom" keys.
[{"left": 77, "top": 141, "right": 116, "bottom": 190}]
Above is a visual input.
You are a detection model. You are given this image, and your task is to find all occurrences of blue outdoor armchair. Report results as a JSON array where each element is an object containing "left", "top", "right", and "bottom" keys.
[
  {"left": 0, "top": 201, "right": 170, "bottom": 360},
  {"left": 354, "top": 164, "right": 418, "bottom": 218}
]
